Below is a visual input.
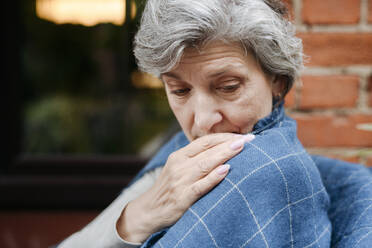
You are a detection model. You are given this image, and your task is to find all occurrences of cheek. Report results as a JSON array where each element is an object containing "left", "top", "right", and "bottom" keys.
[
  {"left": 224, "top": 89, "right": 271, "bottom": 130},
  {"left": 248, "top": 92, "right": 273, "bottom": 120},
  {"left": 222, "top": 100, "right": 254, "bottom": 126},
  {"left": 258, "top": 86, "right": 274, "bottom": 115},
  {"left": 167, "top": 98, "right": 193, "bottom": 134},
  {"left": 245, "top": 79, "right": 273, "bottom": 116}
]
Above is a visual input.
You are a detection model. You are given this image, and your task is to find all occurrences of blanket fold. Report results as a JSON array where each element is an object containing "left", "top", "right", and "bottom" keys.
[
  {"left": 131, "top": 103, "right": 372, "bottom": 247},
  {"left": 134, "top": 104, "right": 340, "bottom": 247}
]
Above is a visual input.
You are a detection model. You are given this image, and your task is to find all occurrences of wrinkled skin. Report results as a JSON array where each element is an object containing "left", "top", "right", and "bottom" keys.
[{"left": 117, "top": 41, "right": 284, "bottom": 243}]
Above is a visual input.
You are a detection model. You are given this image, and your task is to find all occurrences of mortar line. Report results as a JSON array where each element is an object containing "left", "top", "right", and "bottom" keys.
[
  {"left": 293, "top": 0, "right": 302, "bottom": 26},
  {"left": 361, "top": 0, "right": 368, "bottom": 25}
]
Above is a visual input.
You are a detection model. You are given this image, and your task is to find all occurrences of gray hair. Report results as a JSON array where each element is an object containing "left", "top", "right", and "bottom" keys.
[{"left": 133, "top": 0, "right": 304, "bottom": 96}]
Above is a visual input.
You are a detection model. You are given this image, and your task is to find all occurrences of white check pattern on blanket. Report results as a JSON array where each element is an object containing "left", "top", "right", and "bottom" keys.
[{"left": 138, "top": 107, "right": 332, "bottom": 248}]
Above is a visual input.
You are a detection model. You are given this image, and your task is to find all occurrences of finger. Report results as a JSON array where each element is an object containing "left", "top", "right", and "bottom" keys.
[
  {"left": 179, "top": 133, "right": 240, "bottom": 158},
  {"left": 186, "top": 164, "right": 230, "bottom": 205},
  {"left": 191, "top": 134, "right": 255, "bottom": 178}
]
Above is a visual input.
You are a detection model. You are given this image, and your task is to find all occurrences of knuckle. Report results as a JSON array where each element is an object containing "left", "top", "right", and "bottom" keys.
[
  {"left": 199, "top": 138, "right": 212, "bottom": 150},
  {"left": 190, "top": 184, "right": 203, "bottom": 198},
  {"left": 167, "top": 152, "right": 178, "bottom": 163},
  {"left": 197, "top": 159, "right": 210, "bottom": 174},
  {"left": 221, "top": 148, "right": 233, "bottom": 158}
]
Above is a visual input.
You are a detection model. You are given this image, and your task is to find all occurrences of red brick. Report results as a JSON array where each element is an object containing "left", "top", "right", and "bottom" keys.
[
  {"left": 299, "top": 33, "right": 372, "bottom": 66},
  {"left": 309, "top": 151, "right": 360, "bottom": 163},
  {"left": 284, "top": 86, "right": 295, "bottom": 107},
  {"left": 281, "top": 0, "right": 294, "bottom": 21},
  {"left": 292, "top": 114, "right": 372, "bottom": 147},
  {"left": 302, "top": 0, "right": 360, "bottom": 24},
  {"left": 299, "top": 75, "right": 359, "bottom": 109},
  {"left": 368, "top": 75, "right": 372, "bottom": 107},
  {"left": 367, "top": 156, "right": 372, "bottom": 166},
  {"left": 323, "top": 154, "right": 360, "bottom": 164},
  {"left": 369, "top": 0, "right": 372, "bottom": 23}
]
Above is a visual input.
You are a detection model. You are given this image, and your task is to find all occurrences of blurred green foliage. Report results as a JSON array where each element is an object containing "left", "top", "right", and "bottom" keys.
[{"left": 20, "top": 0, "right": 177, "bottom": 156}]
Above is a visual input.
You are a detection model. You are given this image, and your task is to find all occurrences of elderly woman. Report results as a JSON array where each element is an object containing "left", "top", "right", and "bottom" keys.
[{"left": 57, "top": 0, "right": 372, "bottom": 247}]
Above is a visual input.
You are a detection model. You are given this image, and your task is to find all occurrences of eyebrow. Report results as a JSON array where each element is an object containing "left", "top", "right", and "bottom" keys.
[
  {"left": 161, "top": 72, "right": 182, "bottom": 80},
  {"left": 206, "top": 64, "right": 247, "bottom": 79},
  {"left": 206, "top": 70, "right": 229, "bottom": 79}
]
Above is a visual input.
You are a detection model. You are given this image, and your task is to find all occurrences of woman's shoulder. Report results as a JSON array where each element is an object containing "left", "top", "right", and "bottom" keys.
[
  {"left": 230, "top": 116, "right": 305, "bottom": 171},
  {"left": 154, "top": 120, "right": 331, "bottom": 248},
  {"left": 226, "top": 117, "right": 327, "bottom": 203}
]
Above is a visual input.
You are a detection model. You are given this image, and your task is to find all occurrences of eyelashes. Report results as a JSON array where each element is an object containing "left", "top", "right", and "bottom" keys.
[
  {"left": 171, "top": 88, "right": 191, "bottom": 96},
  {"left": 167, "top": 78, "right": 243, "bottom": 98},
  {"left": 216, "top": 83, "right": 240, "bottom": 93},
  {"left": 170, "top": 84, "right": 241, "bottom": 99}
]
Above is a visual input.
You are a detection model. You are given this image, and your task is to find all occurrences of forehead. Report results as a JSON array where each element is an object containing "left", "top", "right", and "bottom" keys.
[
  {"left": 164, "top": 41, "right": 268, "bottom": 80},
  {"left": 180, "top": 41, "right": 247, "bottom": 64}
]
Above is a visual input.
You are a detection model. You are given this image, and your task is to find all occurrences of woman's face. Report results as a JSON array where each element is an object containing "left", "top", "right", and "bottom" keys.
[{"left": 162, "top": 41, "right": 283, "bottom": 141}]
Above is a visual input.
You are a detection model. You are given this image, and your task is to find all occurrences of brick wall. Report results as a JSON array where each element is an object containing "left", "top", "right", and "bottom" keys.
[{"left": 283, "top": 0, "right": 372, "bottom": 166}]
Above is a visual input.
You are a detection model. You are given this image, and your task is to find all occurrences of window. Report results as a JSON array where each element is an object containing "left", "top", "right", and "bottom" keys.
[{"left": 2, "top": 0, "right": 179, "bottom": 210}]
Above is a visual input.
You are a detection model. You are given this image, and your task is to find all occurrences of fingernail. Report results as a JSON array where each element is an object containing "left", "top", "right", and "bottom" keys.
[
  {"left": 217, "top": 164, "right": 230, "bottom": 175},
  {"left": 230, "top": 138, "right": 245, "bottom": 150},
  {"left": 244, "top": 134, "right": 255, "bottom": 142}
]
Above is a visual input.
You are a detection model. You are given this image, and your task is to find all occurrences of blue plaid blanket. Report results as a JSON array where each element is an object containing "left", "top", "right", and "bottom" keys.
[
  {"left": 314, "top": 156, "right": 372, "bottom": 247},
  {"left": 131, "top": 104, "right": 372, "bottom": 248}
]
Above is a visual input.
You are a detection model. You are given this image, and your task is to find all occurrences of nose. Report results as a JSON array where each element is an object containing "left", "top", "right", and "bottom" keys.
[{"left": 193, "top": 94, "right": 223, "bottom": 134}]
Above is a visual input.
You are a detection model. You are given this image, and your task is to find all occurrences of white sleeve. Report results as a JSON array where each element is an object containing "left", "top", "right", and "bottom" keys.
[{"left": 57, "top": 167, "right": 163, "bottom": 248}]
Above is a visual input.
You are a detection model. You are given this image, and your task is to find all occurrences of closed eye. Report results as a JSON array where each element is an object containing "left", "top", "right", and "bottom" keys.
[
  {"left": 171, "top": 88, "right": 191, "bottom": 96},
  {"left": 216, "top": 83, "right": 240, "bottom": 93}
]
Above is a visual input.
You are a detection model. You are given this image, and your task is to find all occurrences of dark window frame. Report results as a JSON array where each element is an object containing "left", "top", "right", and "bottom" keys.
[{"left": 2, "top": 0, "right": 147, "bottom": 211}]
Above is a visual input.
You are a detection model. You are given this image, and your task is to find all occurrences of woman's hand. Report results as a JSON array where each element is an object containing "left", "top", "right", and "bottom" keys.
[{"left": 117, "top": 133, "right": 255, "bottom": 243}]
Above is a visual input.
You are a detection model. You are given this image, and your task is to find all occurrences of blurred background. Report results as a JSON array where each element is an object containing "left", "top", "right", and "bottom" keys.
[
  {"left": 15, "top": 0, "right": 178, "bottom": 157},
  {"left": 1, "top": 0, "right": 372, "bottom": 247}
]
